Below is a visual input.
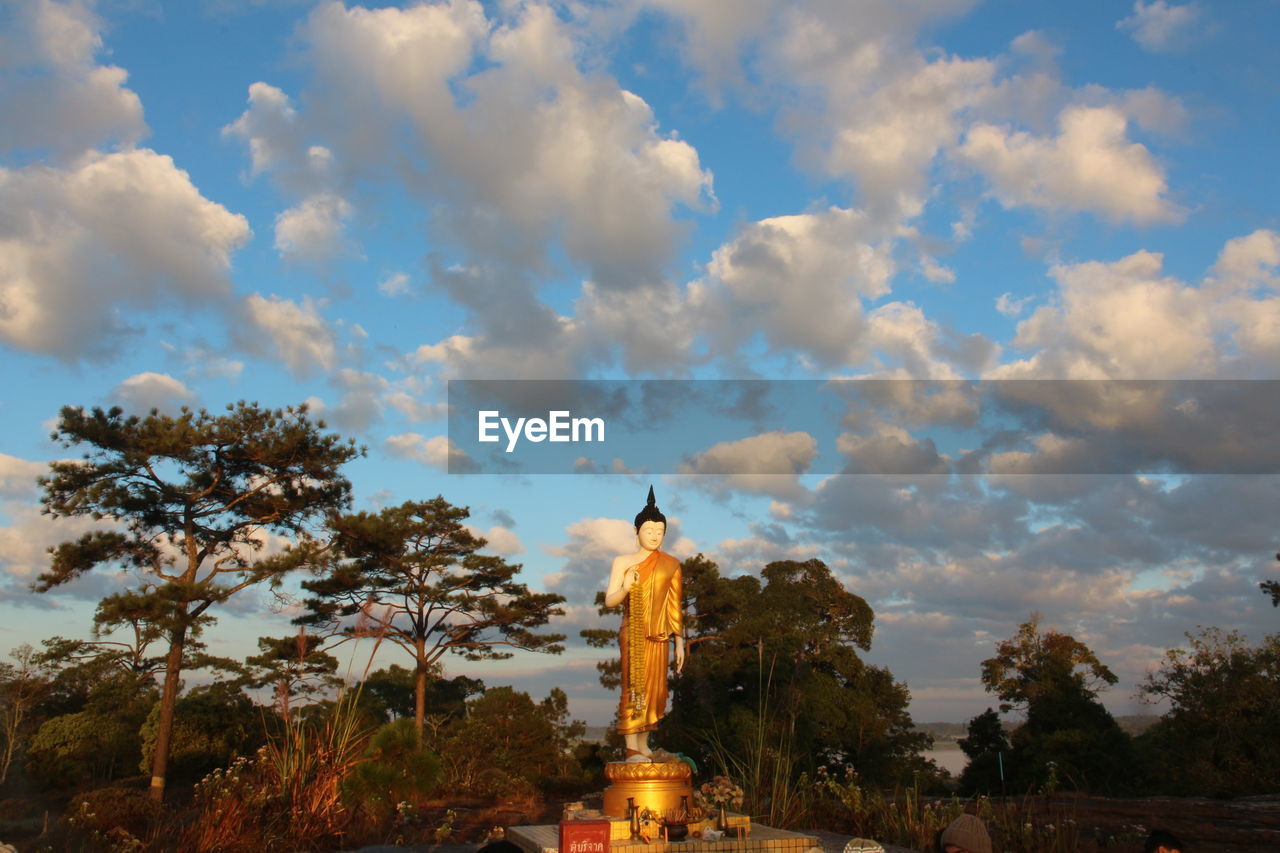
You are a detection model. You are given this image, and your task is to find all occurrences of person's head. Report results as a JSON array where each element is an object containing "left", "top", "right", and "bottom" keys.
[
  {"left": 938, "top": 814, "right": 991, "bottom": 853},
  {"left": 1143, "top": 829, "right": 1185, "bottom": 853},
  {"left": 634, "top": 485, "right": 667, "bottom": 549}
]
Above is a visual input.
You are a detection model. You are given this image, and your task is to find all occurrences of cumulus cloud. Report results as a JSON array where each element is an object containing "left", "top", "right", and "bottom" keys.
[
  {"left": 252, "top": 1, "right": 714, "bottom": 292},
  {"left": 465, "top": 524, "right": 524, "bottom": 557},
  {"left": 692, "top": 207, "right": 893, "bottom": 368},
  {"left": 957, "top": 105, "right": 1182, "bottom": 225},
  {"left": 0, "top": 150, "right": 251, "bottom": 359},
  {"left": 239, "top": 294, "right": 337, "bottom": 377},
  {"left": 678, "top": 431, "right": 818, "bottom": 500},
  {"left": 0, "top": 453, "right": 45, "bottom": 500},
  {"left": 378, "top": 271, "right": 410, "bottom": 297},
  {"left": 273, "top": 192, "right": 354, "bottom": 264},
  {"left": 995, "top": 230, "right": 1280, "bottom": 380},
  {"left": 1117, "top": 1, "right": 1203, "bottom": 52},
  {"left": 0, "top": 0, "right": 146, "bottom": 161},
  {"left": 325, "top": 368, "right": 386, "bottom": 433},
  {"left": 384, "top": 431, "right": 476, "bottom": 473},
  {"left": 109, "top": 372, "right": 196, "bottom": 415}
]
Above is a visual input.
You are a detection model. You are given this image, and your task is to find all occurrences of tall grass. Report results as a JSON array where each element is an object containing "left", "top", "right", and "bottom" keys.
[
  {"left": 179, "top": 620, "right": 390, "bottom": 852},
  {"left": 700, "top": 647, "right": 811, "bottom": 828},
  {"left": 179, "top": 687, "right": 372, "bottom": 852}
]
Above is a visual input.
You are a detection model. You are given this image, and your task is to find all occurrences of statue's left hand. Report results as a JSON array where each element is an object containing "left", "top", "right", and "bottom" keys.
[{"left": 674, "top": 636, "right": 686, "bottom": 673}]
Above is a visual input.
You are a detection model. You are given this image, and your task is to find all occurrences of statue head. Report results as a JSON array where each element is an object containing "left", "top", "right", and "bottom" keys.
[{"left": 634, "top": 485, "right": 667, "bottom": 550}]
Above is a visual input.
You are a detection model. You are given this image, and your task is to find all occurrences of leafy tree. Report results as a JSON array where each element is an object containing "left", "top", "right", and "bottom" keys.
[
  {"left": 357, "top": 664, "right": 485, "bottom": 742},
  {"left": 35, "top": 402, "right": 360, "bottom": 800},
  {"left": 435, "top": 686, "right": 568, "bottom": 797},
  {"left": 980, "top": 616, "right": 1135, "bottom": 793},
  {"left": 1262, "top": 553, "right": 1280, "bottom": 608},
  {"left": 661, "top": 558, "right": 930, "bottom": 792},
  {"left": 1139, "top": 626, "right": 1280, "bottom": 796},
  {"left": 298, "top": 497, "right": 566, "bottom": 736},
  {"left": 980, "top": 613, "right": 1117, "bottom": 713},
  {"left": 26, "top": 671, "right": 155, "bottom": 790},
  {"left": 344, "top": 718, "right": 442, "bottom": 818},
  {"left": 243, "top": 631, "right": 342, "bottom": 721},
  {"left": 957, "top": 708, "right": 1010, "bottom": 794},
  {"left": 138, "top": 681, "right": 261, "bottom": 785},
  {"left": 0, "top": 645, "right": 55, "bottom": 785}
]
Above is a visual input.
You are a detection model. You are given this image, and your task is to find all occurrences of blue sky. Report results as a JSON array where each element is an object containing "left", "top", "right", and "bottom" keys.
[{"left": 2, "top": 0, "right": 1279, "bottom": 726}]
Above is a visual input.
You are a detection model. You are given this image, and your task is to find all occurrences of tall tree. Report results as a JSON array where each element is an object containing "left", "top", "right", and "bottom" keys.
[
  {"left": 980, "top": 615, "right": 1134, "bottom": 793},
  {"left": 662, "top": 558, "right": 930, "bottom": 793},
  {"left": 298, "top": 497, "right": 567, "bottom": 736},
  {"left": 1139, "top": 627, "right": 1280, "bottom": 796},
  {"left": 35, "top": 402, "right": 360, "bottom": 800},
  {"left": 957, "top": 708, "right": 1011, "bottom": 794},
  {"left": 243, "top": 631, "right": 342, "bottom": 721},
  {"left": 0, "top": 645, "right": 54, "bottom": 785},
  {"left": 980, "top": 612, "right": 1117, "bottom": 713}
]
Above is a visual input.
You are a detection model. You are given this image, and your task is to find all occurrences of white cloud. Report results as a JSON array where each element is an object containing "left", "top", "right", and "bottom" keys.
[
  {"left": 679, "top": 431, "right": 818, "bottom": 500},
  {"left": 378, "top": 271, "right": 410, "bottom": 297},
  {"left": 995, "top": 292, "right": 1033, "bottom": 317},
  {"left": 0, "top": 149, "right": 251, "bottom": 359},
  {"left": 384, "top": 432, "right": 475, "bottom": 473},
  {"left": 110, "top": 372, "right": 196, "bottom": 415},
  {"left": 0, "top": 454, "right": 45, "bottom": 500},
  {"left": 991, "top": 233, "right": 1280, "bottom": 380},
  {"left": 0, "top": 0, "right": 146, "bottom": 161},
  {"left": 273, "top": 192, "right": 353, "bottom": 264},
  {"left": 465, "top": 524, "right": 524, "bottom": 557},
  {"left": 240, "top": 294, "right": 337, "bottom": 377},
  {"left": 1118, "top": 1, "right": 1202, "bottom": 52},
  {"left": 385, "top": 391, "right": 447, "bottom": 423},
  {"left": 694, "top": 207, "right": 894, "bottom": 368},
  {"left": 957, "top": 105, "right": 1182, "bottom": 225}
]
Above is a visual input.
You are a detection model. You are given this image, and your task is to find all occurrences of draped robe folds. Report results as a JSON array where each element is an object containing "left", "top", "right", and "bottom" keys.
[{"left": 617, "top": 550, "right": 683, "bottom": 736}]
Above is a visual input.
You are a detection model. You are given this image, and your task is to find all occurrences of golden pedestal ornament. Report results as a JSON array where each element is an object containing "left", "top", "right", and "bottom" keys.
[{"left": 601, "top": 760, "right": 693, "bottom": 819}]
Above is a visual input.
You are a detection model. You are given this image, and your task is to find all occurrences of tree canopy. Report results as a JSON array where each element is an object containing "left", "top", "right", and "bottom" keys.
[
  {"left": 297, "top": 497, "right": 566, "bottom": 734},
  {"left": 979, "top": 615, "right": 1134, "bottom": 794},
  {"left": 1139, "top": 626, "right": 1280, "bottom": 796},
  {"left": 980, "top": 613, "right": 1117, "bottom": 714},
  {"left": 35, "top": 402, "right": 360, "bottom": 800},
  {"left": 659, "top": 557, "right": 930, "bottom": 795}
]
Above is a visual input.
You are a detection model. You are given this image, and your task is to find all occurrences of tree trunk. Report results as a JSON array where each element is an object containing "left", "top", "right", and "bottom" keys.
[
  {"left": 148, "top": 624, "right": 187, "bottom": 802},
  {"left": 415, "top": 642, "right": 427, "bottom": 738}
]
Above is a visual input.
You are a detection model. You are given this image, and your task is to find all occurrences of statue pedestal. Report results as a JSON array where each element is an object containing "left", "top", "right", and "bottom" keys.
[{"left": 601, "top": 760, "right": 694, "bottom": 819}]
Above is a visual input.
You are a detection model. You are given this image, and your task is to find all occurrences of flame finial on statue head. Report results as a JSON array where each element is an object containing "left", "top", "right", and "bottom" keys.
[{"left": 633, "top": 485, "right": 667, "bottom": 531}]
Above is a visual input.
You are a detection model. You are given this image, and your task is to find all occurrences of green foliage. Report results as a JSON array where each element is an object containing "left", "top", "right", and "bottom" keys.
[
  {"left": 67, "top": 786, "right": 159, "bottom": 852},
  {"left": 435, "top": 686, "right": 558, "bottom": 793},
  {"left": 139, "top": 681, "right": 260, "bottom": 785},
  {"left": 957, "top": 708, "right": 1010, "bottom": 795},
  {"left": 1139, "top": 626, "right": 1280, "bottom": 796},
  {"left": 344, "top": 718, "right": 441, "bottom": 817},
  {"left": 23, "top": 668, "right": 155, "bottom": 791},
  {"left": 298, "top": 497, "right": 565, "bottom": 734},
  {"left": 26, "top": 711, "right": 140, "bottom": 790},
  {"left": 980, "top": 616, "right": 1135, "bottom": 794},
  {"left": 182, "top": 690, "right": 371, "bottom": 851},
  {"left": 0, "top": 645, "right": 55, "bottom": 786},
  {"left": 980, "top": 613, "right": 1117, "bottom": 714},
  {"left": 243, "top": 631, "right": 342, "bottom": 719},
  {"left": 356, "top": 664, "right": 483, "bottom": 727},
  {"left": 663, "top": 557, "right": 932, "bottom": 798},
  {"left": 35, "top": 401, "right": 360, "bottom": 798}
]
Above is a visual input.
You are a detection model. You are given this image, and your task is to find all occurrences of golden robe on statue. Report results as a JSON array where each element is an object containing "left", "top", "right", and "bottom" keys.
[{"left": 617, "top": 550, "right": 683, "bottom": 736}]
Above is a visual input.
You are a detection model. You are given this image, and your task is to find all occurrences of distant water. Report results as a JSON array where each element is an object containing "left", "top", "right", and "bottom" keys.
[{"left": 923, "top": 747, "right": 967, "bottom": 776}]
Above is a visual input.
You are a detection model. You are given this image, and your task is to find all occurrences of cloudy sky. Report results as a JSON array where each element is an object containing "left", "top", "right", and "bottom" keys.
[{"left": 2, "top": 0, "right": 1279, "bottom": 726}]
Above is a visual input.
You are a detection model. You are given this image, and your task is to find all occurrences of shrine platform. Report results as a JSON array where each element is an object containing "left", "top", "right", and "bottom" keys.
[{"left": 505, "top": 822, "right": 822, "bottom": 853}]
